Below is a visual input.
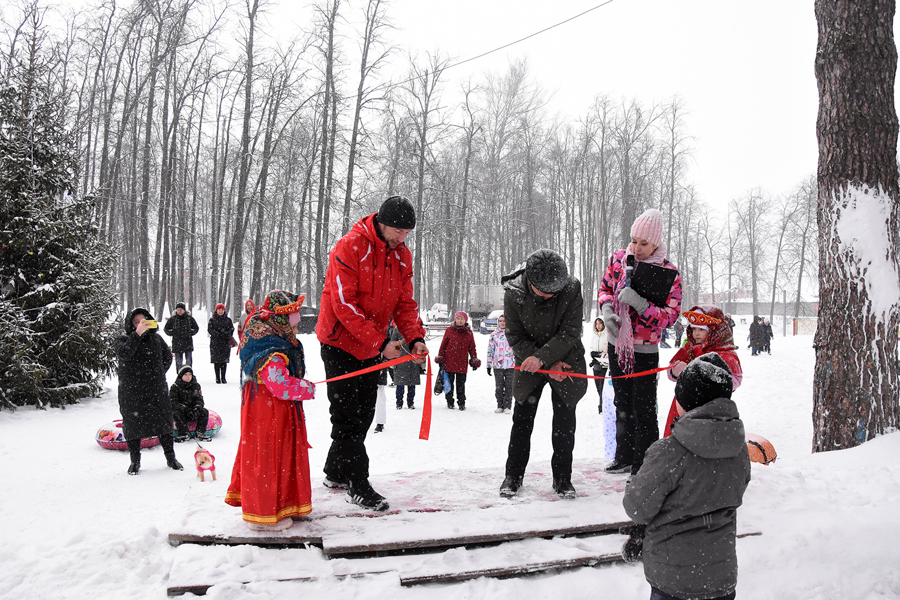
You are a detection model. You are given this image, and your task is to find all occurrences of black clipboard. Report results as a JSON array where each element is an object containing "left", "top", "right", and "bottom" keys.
[{"left": 631, "top": 262, "right": 678, "bottom": 307}]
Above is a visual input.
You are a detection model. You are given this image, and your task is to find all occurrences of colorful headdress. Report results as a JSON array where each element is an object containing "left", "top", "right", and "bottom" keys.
[
  {"left": 682, "top": 309, "right": 723, "bottom": 328},
  {"left": 239, "top": 290, "right": 307, "bottom": 384}
]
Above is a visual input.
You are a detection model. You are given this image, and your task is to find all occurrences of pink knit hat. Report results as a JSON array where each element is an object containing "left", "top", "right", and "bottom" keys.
[
  {"left": 631, "top": 208, "right": 664, "bottom": 248},
  {"left": 455, "top": 311, "right": 469, "bottom": 322}
]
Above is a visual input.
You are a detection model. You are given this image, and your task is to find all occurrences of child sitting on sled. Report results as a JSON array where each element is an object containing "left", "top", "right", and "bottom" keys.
[
  {"left": 623, "top": 354, "right": 751, "bottom": 600},
  {"left": 169, "top": 365, "right": 211, "bottom": 442}
]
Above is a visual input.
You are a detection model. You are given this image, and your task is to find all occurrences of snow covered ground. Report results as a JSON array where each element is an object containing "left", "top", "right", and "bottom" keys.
[{"left": 1, "top": 314, "right": 898, "bottom": 599}]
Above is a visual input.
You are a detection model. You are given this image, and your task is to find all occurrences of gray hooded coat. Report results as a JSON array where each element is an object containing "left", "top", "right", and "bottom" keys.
[
  {"left": 500, "top": 265, "right": 587, "bottom": 408},
  {"left": 623, "top": 398, "right": 751, "bottom": 599}
]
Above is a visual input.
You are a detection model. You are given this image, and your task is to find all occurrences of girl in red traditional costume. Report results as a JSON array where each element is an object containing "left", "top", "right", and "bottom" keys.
[
  {"left": 663, "top": 305, "right": 743, "bottom": 437},
  {"left": 225, "top": 290, "right": 316, "bottom": 531}
]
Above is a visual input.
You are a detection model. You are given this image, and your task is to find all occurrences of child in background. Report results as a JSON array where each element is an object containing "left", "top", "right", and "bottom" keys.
[
  {"left": 435, "top": 311, "right": 481, "bottom": 411},
  {"left": 664, "top": 305, "right": 742, "bottom": 437},
  {"left": 487, "top": 315, "right": 516, "bottom": 414},
  {"left": 623, "top": 353, "right": 751, "bottom": 600},
  {"left": 589, "top": 318, "right": 609, "bottom": 413},
  {"left": 169, "top": 365, "right": 211, "bottom": 442}
]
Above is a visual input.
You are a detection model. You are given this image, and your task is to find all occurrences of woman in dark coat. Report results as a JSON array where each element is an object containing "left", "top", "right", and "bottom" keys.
[
  {"left": 749, "top": 316, "right": 764, "bottom": 356},
  {"left": 115, "top": 308, "right": 183, "bottom": 475},
  {"left": 391, "top": 323, "right": 422, "bottom": 409},
  {"left": 208, "top": 303, "right": 235, "bottom": 383}
]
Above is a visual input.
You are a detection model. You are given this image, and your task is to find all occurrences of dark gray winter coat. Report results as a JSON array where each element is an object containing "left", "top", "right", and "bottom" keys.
[
  {"left": 501, "top": 266, "right": 587, "bottom": 408},
  {"left": 115, "top": 308, "right": 174, "bottom": 441},
  {"left": 207, "top": 313, "right": 235, "bottom": 364},
  {"left": 623, "top": 398, "right": 751, "bottom": 600},
  {"left": 164, "top": 311, "right": 199, "bottom": 353},
  {"left": 391, "top": 326, "right": 421, "bottom": 386}
]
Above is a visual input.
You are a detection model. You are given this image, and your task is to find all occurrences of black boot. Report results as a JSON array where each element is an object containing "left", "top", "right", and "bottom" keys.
[
  {"left": 553, "top": 477, "right": 577, "bottom": 499},
  {"left": 160, "top": 434, "right": 184, "bottom": 471},
  {"left": 221, "top": 364, "right": 227, "bottom": 384},
  {"left": 500, "top": 475, "right": 523, "bottom": 498},
  {"left": 127, "top": 440, "right": 141, "bottom": 475},
  {"left": 373, "top": 424, "right": 384, "bottom": 433},
  {"left": 447, "top": 397, "right": 455, "bottom": 409},
  {"left": 348, "top": 479, "right": 389, "bottom": 511}
]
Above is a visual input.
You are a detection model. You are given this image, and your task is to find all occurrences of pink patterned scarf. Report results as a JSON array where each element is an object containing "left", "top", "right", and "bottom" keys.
[{"left": 614, "top": 244, "right": 668, "bottom": 373}]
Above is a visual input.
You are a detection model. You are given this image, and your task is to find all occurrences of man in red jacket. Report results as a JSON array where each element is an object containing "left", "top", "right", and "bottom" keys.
[{"left": 316, "top": 195, "right": 427, "bottom": 511}]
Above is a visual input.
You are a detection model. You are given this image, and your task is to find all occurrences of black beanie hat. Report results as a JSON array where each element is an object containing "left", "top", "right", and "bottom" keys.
[
  {"left": 178, "top": 364, "right": 194, "bottom": 378},
  {"left": 674, "top": 353, "right": 733, "bottom": 412},
  {"left": 176, "top": 302, "right": 186, "bottom": 310},
  {"left": 525, "top": 249, "right": 568, "bottom": 294},
  {"left": 377, "top": 195, "right": 416, "bottom": 230}
]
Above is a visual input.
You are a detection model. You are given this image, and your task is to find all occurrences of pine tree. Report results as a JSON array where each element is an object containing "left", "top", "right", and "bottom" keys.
[{"left": 0, "top": 7, "right": 117, "bottom": 410}]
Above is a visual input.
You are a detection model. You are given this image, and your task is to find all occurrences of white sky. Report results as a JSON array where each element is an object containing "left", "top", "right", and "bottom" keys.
[{"left": 271, "top": 0, "right": 825, "bottom": 213}]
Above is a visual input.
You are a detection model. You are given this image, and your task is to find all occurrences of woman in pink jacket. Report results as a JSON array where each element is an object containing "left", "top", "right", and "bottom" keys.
[
  {"left": 435, "top": 311, "right": 481, "bottom": 410},
  {"left": 597, "top": 208, "right": 682, "bottom": 477}
]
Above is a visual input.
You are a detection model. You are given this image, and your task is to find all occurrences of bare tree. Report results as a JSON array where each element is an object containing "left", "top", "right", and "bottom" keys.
[{"left": 812, "top": 0, "right": 900, "bottom": 450}]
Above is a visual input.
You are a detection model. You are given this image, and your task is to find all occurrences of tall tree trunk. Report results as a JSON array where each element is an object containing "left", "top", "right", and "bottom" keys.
[{"left": 813, "top": 0, "right": 900, "bottom": 451}]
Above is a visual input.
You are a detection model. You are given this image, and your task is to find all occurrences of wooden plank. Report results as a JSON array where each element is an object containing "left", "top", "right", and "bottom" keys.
[
  {"left": 400, "top": 552, "right": 625, "bottom": 586},
  {"left": 168, "top": 531, "right": 323, "bottom": 547},
  {"left": 322, "top": 520, "right": 632, "bottom": 558}
]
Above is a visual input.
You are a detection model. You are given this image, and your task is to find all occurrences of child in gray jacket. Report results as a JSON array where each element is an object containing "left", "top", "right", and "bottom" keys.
[{"left": 623, "top": 353, "right": 751, "bottom": 600}]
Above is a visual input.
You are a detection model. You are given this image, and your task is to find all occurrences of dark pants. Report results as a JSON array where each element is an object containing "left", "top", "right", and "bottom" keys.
[
  {"left": 494, "top": 368, "right": 514, "bottom": 410},
  {"left": 174, "top": 351, "right": 193, "bottom": 371},
  {"left": 173, "top": 405, "right": 209, "bottom": 437},
  {"left": 650, "top": 587, "right": 735, "bottom": 600},
  {"left": 214, "top": 363, "right": 228, "bottom": 383},
  {"left": 505, "top": 379, "right": 577, "bottom": 481},
  {"left": 321, "top": 343, "right": 380, "bottom": 485},
  {"left": 127, "top": 433, "right": 176, "bottom": 462},
  {"left": 608, "top": 343, "right": 659, "bottom": 473},
  {"left": 396, "top": 385, "right": 416, "bottom": 407},
  {"left": 446, "top": 371, "right": 467, "bottom": 406}
]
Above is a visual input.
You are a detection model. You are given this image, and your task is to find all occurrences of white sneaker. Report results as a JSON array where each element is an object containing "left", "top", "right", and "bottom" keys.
[
  {"left": 494, "top": 408, "right": 503, "bottom": 413},
  {"left": 503, "top": 409, "right": 512, "bottom": 414},
  {"left": 247, "top": 518, "right": 293, "bottom": 532}
]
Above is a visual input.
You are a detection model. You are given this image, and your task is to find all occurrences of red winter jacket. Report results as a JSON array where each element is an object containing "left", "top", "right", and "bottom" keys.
[
  {"left": 316, "top": 213, "right": 425, "bottom": 360},
  {"left": 437, "top": 323, "right": 479, "bottom": 374}
]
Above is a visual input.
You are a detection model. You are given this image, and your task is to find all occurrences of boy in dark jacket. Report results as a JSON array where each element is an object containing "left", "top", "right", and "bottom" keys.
[
  {"left": 169, "top": 365, "right": 211, "bottom": 442},
  {"left": 623, "top": 353, "right": 751, "bottom": 600}
]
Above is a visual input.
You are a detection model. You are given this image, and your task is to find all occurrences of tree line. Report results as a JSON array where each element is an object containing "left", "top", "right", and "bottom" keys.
[{"left": 1, "top": 0, "right": 817, "bottom": 322}]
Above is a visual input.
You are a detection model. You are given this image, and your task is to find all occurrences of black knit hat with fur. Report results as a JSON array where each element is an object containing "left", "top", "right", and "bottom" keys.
[
  {"left": 674, "top": 353, "right": 733, "bottom": 413},
  {"left": 525, "top": 249, "right": 568, "bottom": 294}
]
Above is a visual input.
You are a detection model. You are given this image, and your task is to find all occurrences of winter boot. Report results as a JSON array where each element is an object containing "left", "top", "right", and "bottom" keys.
[
  {"left": 348, "top": 479, "right": 390, "bottom": 511},
  {"left": 407, "top": 401, "right": 415, "bottom": 409},
  {"left": 396, "top": 402, "right": 403, "bottom": 410},
  {"left": 553, "top": 478, "right": 577, "bottom": 499},
  {"left": 323, "top": 474, "right": 349, "bottom": 489},
  {"left": 458, "top": 401, "right": 466, "bottom": 411},
  {"left": 167, "top": 457, "right": 184, "bottom": 471},
  {"left": 196, "top": 431, "right": 213, "bottom": 442},
  {"left": 247, "top": 518, "right": 293, "bottom": 532},
  {"left": 373, "top": 424, "right": 384, "bottom": 433},
  {"left": 127, "top": 453, "right": 141, "bottom": 476},
  {"left": 605, "top": 459, "right": 632, "bottom": 474},
  {"left": 127, "top": 443, "right": 141, "bottom": 475},
  {"left": 446, "top": 397, "right": 455, "bottom": 409},
  {"left": 499, "top": 475, "right": 523, "bottom": 498}
]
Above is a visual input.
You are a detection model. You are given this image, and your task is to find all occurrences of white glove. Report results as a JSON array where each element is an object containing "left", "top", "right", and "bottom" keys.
[
  {"left": 601, "top": 303, "right": 621, "bottom": 338},
  {"left": 617, "top": 287, "right": 649, "bottom": 314}
]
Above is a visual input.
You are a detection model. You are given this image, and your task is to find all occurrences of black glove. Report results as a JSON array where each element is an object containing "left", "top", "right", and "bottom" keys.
[
  {"left": 487, "top": 367, "right": 492, "bottom": 376},
  {"left": 589, "top": 358, "right": 600, "bottom": 370},
  {"left": 620, "top": 523, "right": 646, "bottom": 563},
  {"left": 590, "top": 351, "right": 602, "bottom": 359}
]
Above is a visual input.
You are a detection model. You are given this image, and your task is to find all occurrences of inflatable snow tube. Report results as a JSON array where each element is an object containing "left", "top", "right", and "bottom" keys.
[
  {"left": 746, "top": 433, "right": 777, "bottom": 464},
  {"left": 95, "top": 420, "right": 159, "bottom": 451},
  {"left": 186, "top": 409, "right": 222, "bottom": 437}
]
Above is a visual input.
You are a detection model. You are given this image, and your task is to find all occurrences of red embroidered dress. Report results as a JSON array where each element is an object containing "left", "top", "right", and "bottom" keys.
[{"left": 225, "top": 354, "right": 315, "bottom": 524}]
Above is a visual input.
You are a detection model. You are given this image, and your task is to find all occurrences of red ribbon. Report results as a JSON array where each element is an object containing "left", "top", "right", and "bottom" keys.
[
  {"left": 514, "top": 364, "right": 674, "bottom": 379},
  {"left": 313, "top": 353, "right": 433, "bottom": 440}
]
